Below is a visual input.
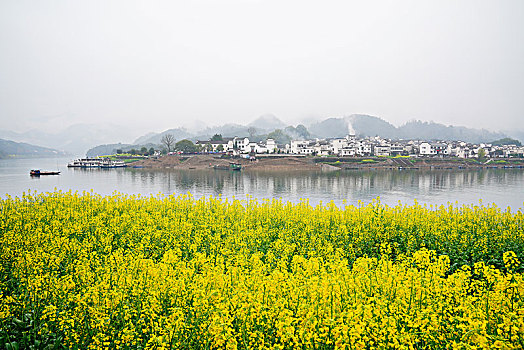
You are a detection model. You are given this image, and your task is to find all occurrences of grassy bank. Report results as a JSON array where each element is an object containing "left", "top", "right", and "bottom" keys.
[{"left": 1, "top": 192, "right": 523, "bottom": 349}]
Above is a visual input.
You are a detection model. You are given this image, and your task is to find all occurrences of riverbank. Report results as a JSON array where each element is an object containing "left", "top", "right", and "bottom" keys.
[
  {"left": 131, "top": 154, "right": 321, "bottom": 171},
  {"left": 130, "top": 154, "right": 524, "bottom": 171}
]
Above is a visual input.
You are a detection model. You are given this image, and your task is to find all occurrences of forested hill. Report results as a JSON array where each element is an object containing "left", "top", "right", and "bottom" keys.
[
  {"left": 0, "top": 139, "right": 68, "bottom": 159},
  {"left": 308, "top": 115, "right": 506, "bottom": 143}
]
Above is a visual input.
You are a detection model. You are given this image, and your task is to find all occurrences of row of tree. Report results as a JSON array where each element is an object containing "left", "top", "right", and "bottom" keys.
[
  {"left": 161, "top": 134, "right": 198, "bottom": 153},
  {"left": 116, "top": 147, "right": 155, "bottom": 156},
  {"left": 161, "top": 134, "right": 221, "bottom": 153}
]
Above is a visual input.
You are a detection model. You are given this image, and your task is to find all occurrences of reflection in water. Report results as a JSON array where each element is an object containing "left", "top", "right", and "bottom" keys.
[
  {"left": 0, "top": 157, "right": 522, "bottom": 209},
  {"left": 121, "top": 168, "right": 523, "bottom": 209}
]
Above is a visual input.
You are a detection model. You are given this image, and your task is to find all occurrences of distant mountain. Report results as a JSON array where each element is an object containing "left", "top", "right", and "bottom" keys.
[
  {"left": 132, "top": 132, "right": 157, "bottom": 145},
  {"left": 308, "top": 115, "right": 397, "bottom": 138},
  {"left": 86, "top": 143, "right": 133, "bottom": 157},
  {"left": 503, "top": 130, "right": 524, "bottom": 144},
  {"left": 490, "top": 137, "right": 522, "bottom": 147},
  {"left": 0, "top": 129, "right": 20, "bottom": 141},
  {"left": 350, "top": 115, "right": 398, "bottom": 139},
  {"left": 284, "top": 124, "right": 311, "bottom": 140},
  {"left": 0, "top": 123, "right": 142, "bottom": 156},
  {"left": 248, "top": 114, "right": 286, "bottom": 131},
  {"left": 308, "top": 118, "right": 348, "bottom": 138},
  {"left": 134, "top": 128, "right": 193, "bottom": 145},
  {"left": 195, "top": 124, "right": 250, "bottom": 139},
  {"left": 14, "top": 114, "right": 510, "bottom": 157},
  {"left": 0, "top": 138, "right": 68, "bottom": 159},
  {"left": 398, "top": 121, "right": 506, "bottom": 143},
  {"left": 86, "top": 142, "right": 158, "bottom": 157},
  {"left": 134, "top": 123, "right": 259, "bottom": 146},
  {"left": 309, "top": 114, "right": 506, "bottom": 143}
]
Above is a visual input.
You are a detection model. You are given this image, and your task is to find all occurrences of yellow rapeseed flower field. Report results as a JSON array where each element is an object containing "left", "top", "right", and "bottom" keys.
[{"left": 0, "top": 191, "right": 523, "bottom": 349}]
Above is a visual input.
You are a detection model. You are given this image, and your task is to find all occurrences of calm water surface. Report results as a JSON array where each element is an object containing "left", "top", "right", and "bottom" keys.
[{"left": 1, "top": 157, "right": 523, "bottom": 209}]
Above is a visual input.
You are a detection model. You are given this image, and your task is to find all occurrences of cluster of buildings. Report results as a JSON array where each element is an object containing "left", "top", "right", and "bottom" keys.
[
  {"left": 196, "top": 137, "right": 276, "bottom": 154},
  {"left": 196, "top": 135, "right": 524, "bottom": 159}
]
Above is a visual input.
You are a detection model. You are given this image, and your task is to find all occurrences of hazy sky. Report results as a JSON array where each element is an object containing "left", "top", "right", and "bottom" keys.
[{"left": 1, "top": 0, "right": 523, "bottom": 133}]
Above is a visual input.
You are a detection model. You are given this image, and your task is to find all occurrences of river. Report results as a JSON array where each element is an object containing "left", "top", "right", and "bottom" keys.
[{"left": 1, "top": 157, "right": 523, "bottom": 210}]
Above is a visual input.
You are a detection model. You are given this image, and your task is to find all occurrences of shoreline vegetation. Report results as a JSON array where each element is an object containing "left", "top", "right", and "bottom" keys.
[
  {"left": 1, "top": 191, "right": 523, "bottom": 348},
  {"left": 130, "top": 154, "right": 524, "bottom": 172}
]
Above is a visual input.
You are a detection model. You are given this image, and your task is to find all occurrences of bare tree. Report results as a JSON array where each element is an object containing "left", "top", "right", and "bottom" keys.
[{"left": 161, "top": 134, "right": 175, "bottom": 152}]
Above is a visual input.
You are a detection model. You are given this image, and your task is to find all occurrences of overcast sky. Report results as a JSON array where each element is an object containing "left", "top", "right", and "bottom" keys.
[{"left": 1, "top": 0, "right": 523, "bottom": 133}]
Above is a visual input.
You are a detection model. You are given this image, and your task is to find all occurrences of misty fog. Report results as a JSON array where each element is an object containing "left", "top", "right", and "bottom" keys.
[{"left": 0, "top": 0, "right": 523, "bottom": 151}]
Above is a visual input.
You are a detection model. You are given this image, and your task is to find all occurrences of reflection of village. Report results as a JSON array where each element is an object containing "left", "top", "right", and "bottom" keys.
[
  {"left": 123, "top": 167, "right": 524, "bottom": 208},
  {"left": 196, "top": 134, "right": 524, "bottom": 158}
]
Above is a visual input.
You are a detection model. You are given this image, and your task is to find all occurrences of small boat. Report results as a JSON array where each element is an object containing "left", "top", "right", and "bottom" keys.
[
  {"left": 100, "top": 160, "right": 127, "bottom": 168},
  {"left": 30, "top": 169, "right": 60, "bottom": 176},
  {"left": 230, "top": 162, "right": 242, "bottom": 171},
  {"left": 68, "top": 158, "right": 127, "bottom": 168},
  {"left": 67, "top": 158, "right": 102, "bottom": 168}
]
